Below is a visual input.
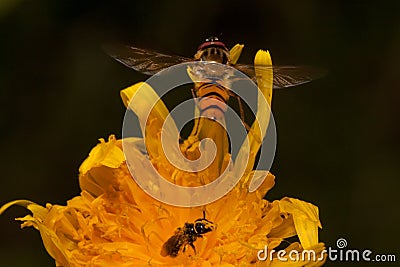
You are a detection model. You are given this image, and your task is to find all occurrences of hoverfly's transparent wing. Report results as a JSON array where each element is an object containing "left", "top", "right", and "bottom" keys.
[
  {"left": 234, "top": 64, "right": 327, "bottom": 89},
  {"left": 104, "top": 44, "right": 192, "bottom": 75}
]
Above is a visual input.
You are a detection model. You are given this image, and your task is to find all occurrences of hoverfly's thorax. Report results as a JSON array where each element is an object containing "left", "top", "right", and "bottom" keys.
[{"left": 194, "top": 37, "right": 230, "bottom": 64}]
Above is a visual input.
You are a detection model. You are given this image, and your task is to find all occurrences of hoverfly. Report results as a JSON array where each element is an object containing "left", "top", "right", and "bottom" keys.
[
  {"left": 105, "top": 37, "right": 324, "bottom": 87},
  {"left": 105, "top": 37, "right": 325, "bottom": 122},
  {"left": 160, "top": 211, "right": 215, "bottom": 257}
]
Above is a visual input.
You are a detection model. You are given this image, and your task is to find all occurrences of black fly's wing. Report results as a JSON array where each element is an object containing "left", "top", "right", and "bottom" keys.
[
  {"left": 161, "top": 234, "right": 183, "bottom": 257},
  {"left": 234, "top": 64, "right": 327, "bottom": 89},
  {"left": 104, "top": 44, "right": 192, "bottom": 75}
]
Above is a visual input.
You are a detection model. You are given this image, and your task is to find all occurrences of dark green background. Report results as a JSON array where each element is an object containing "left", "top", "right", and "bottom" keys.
[{"left": 0, "top": 1, "right": 399, "bottom": 266}]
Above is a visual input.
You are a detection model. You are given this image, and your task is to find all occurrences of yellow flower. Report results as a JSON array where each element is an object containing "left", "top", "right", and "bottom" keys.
[{"left": 1, "top": 45, "right": 326, "bottom": 266}]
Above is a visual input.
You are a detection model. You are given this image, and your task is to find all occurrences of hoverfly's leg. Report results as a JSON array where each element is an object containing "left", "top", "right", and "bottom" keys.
[
  {"left": 236, "top": 94, "right": 251, "bottom": 131},
  {"left": 191, "top": 87, "right": 197, "bottom": 100},
  {"left": 236, "top": 94, "right": 245, "bottom": 122},
  {"left": 179, "top": 87, "right": 200, "bottom": 153},
  {"left": 189, "top": 242, "right": 197, "bottom": 255},
  {"left": 189, "top": 87, "right": 201, "bottom": 138}
]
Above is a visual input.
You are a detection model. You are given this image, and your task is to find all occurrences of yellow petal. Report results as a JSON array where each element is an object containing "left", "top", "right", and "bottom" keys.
[
  {"left": 79, "top": 135, "right": 124, "bottom": 175},
  {"left": 35, "top": 217, "right": 70, "bottom": 266},
  {"left": 78, "top": 135, "right": 125, "bottom": 196},
  {"left": 255, "top": 50, "right": 273, "bottom": 105},
  {"left": 238, "top": 49, "right": 273, "bottom": 177},
  {"left": 121, "top": 82, "right": 181, "bottom": 181},
  {"left": 0, "top": 200, "right": 35, "bottom": 215},
  {"left": 120, "top": 82, "right": 171, "bottom": 132},
  {"left": 268, "top": 213, "right": 297, "bottom": 240},
  {"left": 279, "top": 198, "right": 322, "bottom": 249},
  {"left": 1, "top": 201, "right": 70, "bottom": 266},
  {"left": 229, "top": 43, "right": 244, "bottom": 65}
]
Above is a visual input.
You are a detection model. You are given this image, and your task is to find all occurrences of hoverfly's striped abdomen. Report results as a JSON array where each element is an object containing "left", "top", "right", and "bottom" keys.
[{"left": 194, "top": 82, "right": 230, "bottom": 121}]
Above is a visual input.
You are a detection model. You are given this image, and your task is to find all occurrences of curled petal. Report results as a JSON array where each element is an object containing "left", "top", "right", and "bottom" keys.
[
  {"left": 79, "top": 135, "right": 125, "bottom": 197},
  {"left": 237, "top": 50, "right": 273, "bottom": 180},
  {"left": 279, "top": 198, "right": 322, "bottom": 250},
  {"left": 229, "top": 43, "right": 244, "bottom": 65}
]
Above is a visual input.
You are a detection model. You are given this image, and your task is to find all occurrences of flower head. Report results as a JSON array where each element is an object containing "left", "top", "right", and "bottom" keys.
[{"left": 1, "top": 44, "right": 326, "bottom": 266}]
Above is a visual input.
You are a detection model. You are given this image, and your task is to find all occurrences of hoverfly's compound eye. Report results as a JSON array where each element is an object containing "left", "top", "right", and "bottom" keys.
[{"left": 206, "top": 36, "right": 219, "bottom": 42}]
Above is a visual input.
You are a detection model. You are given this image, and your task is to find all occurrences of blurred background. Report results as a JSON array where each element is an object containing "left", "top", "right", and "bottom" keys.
[{"left": 0, "top": 0, "right": 399, "bottom": 266}]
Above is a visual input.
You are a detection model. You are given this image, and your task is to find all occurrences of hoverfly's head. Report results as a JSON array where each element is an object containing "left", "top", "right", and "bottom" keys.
[{"left": 195, "top": 37, "right": 230, "bottom": 64}]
